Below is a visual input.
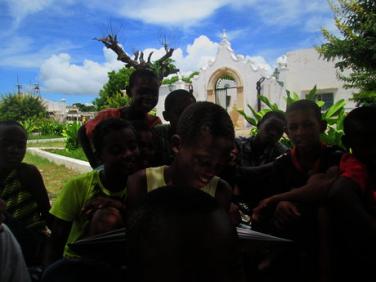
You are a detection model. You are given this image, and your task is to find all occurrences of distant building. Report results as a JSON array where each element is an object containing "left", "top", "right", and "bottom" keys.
[{"left": 155, "top": 33, "right": 357, "bottom": 128}]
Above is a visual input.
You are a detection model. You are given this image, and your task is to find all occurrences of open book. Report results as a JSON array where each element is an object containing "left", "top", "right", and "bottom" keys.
[{"left": 236, "top": 226, "right": 292, "bottom": 243}]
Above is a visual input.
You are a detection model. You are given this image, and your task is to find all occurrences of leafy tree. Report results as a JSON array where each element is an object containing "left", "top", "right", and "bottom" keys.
[
  {"left": 93, "top": 67, "right": 134, "bottom": 110},
  {"left": 317, "top": 0, "right": 376, "bottom": 105},
  {"left": 162, "top": 71, "right": 200, "bottom": 85},
  {"left": 0, "top": 93, "right": 47, "bottom": 122},
  {"left": 72, "top": 103, "right": 96, "bottom": 112}
]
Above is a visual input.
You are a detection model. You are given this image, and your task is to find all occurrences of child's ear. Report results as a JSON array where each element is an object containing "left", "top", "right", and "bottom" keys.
[
  {"left": 125, "top": 86, "right": 132, "bottom": 98},
  {"left": 320, "top": 120, "right": 327, "bottom": 133},
  {"left": 171, "top": 134, "right": 182, "bottom": 154},
  {"left": 162, "top": 111, "right": 170, "bottom": 122},
  {"left": 342, "top": 135, "right": 350, "bottom": 150}
]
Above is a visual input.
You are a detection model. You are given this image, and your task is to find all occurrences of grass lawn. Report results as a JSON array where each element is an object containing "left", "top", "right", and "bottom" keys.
[
  {"left": 45, "top": 148, "right": 88, "bottom": 161},
  {"left": 24, "top": 152, "right": 81, "bottom": 203}
]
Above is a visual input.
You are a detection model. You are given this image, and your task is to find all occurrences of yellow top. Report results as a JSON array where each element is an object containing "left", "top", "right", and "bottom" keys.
[{"left": 145, "top": 166, "right": 219, "bottom": 197}]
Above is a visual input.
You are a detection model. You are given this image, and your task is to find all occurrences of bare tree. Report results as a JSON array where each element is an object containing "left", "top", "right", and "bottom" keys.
[{"left": 96, "top": 34, "right": 179, "bottom": 81}]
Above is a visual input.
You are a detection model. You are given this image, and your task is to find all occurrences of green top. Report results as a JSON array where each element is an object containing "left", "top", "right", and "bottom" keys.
[
  {"left": 50, "top": 170, "right": 127, "bottom": 258},
  {"left": 145, "top": 166, "right": 219, "bottom": 198}
]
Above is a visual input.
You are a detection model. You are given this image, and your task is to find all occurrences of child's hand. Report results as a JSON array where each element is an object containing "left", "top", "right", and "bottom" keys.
[
  {"left": 81, "top": 196, "right": 125, "bottom": 219},
  {"left": 252, "top": 196, "right": 279, "bottom": 222},
  {"left": 274, "top": 201, "right": 300, "bottom": 227}
]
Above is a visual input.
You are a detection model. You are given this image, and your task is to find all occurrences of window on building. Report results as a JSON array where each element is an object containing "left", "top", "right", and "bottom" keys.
[{"left": 306, "top": 92, "right": 334, "bottom": 111}]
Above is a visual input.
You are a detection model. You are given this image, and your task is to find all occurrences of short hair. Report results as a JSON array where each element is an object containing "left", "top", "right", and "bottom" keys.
[
  {"left": 92, "top": 118, "right": 135, "bottom": 154},
  {"left": 257, "top": 110, "right": 286, "bottom": 127},
  {"left": 286, "top": 99, "right": 322, "bottom": 121},
  {"left": 126, "top": 186, "right": 242, "bottom": 282},
  {"left": 176, "top": 102, "right": 235, "bottom": 145},
  {"left": 344, "top": 105, "right": 376, "bottom": 138},
  {"left": 164, "top": 89, "right": 196, "bottom": 112},
  {"left": 128, "top": 68, "right": 159, "bottom": 90},
  {"left": 0, "top": 120, "right": 26, "bottom": 133}
]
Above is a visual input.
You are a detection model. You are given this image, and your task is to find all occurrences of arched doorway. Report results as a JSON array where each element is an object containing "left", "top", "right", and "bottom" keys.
[
  {"left": 207, "top": 68, "right": 244, "bottom": 129},
  {"left": 215, "top": 74, "right": 237, "bottom": 111}
]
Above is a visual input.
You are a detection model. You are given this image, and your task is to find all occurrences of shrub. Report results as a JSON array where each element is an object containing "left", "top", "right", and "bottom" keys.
[
  {"left": 238, "top": 86, "right": 346, "bottom": 148},
  {"left": 63, "top": 122, "right": 81, "bottom": 151}
]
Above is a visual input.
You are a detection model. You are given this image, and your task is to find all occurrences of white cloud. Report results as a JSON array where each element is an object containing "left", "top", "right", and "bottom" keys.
[
  {"left": 39, "top": 48, "right": 124, "bottom": 95},
  {"left": 5, "top": 0, "right": 55, "bottom": 26},
  {"left": 140, "top": 35, "right": 218, "bottom": 73},
  {"left": 245, "top": 56, "right": 273, "bottom": 74},
  {"left": 39, "top": 35, "right": 275, "bottom": 95}
]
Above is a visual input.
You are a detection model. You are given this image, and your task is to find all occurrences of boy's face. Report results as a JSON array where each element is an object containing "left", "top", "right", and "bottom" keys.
[
  {"left": 257, "top": 117, "right": 285, "bottom": 145},
  {"left": 137, "top": 129, "right": 155, "bottom": 168},
  {"left": 100, "top": 128, "right": 140, "bottom": 175},
  {"left": 0, "top": 126, "right": 27, "bottom": 169},
  {"left": 128, "top": 77, "right": 159, "bottom": 114},
  {"left": 173, "top": 131, "right": 233, "bottom": 189},
  {"left": 286, "top": 109, "right": 325, "bottom": 150},
  {"left": 346, "top": 129, "right": 376, "bottom": 168}
]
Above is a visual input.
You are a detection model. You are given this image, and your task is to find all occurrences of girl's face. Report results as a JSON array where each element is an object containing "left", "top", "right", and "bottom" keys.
[
  {"left": 0, "top": 126, "right": 27, "bottom": 169},
  {"left": 129, "top": 77, "right": 159, "bottom": 114},
  {"left": 100, "top": 128, "right": 140, "bottom": 175},
  {"left": 173, "top": 131, "right": 233, "bottom": 189}
]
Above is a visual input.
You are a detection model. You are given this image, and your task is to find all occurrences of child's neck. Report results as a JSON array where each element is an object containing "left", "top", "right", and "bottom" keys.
[
  {"left": 122, "top": 106, "right": 145, "bottom": 120},
  {"left": 164, "top": 164, "right": 184, "bottom": 187},
  {"left": 295, "top": 143, "right": 322, "bottom": 171},
  {"left": 100, "top": 170, "right": 128, "bottom": 192}
]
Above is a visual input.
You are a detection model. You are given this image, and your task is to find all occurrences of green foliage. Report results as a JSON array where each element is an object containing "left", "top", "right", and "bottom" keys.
[
  {"left": 0, "top": 93, "right": 48, "bottom": 122},
  {"left": 162, "top": 71, "right": 200, "bottom": 85},
  {"left": 63, "top": 122, "right": 81, "bottom": 151},
  {"left": 72, "top": 103, "right": 96, "bottom": 112},
  {"left": 21, "top": 117, "right": 64, "bottom": 137},
  {"left": 94, "top": 67, "right": 134, "bottom": 110},
  {"left": 317, "top": 0, "right": 376, "bottom": 105},
  {"left": 238, "top": 86, "right": 347, "bottom": 147}
]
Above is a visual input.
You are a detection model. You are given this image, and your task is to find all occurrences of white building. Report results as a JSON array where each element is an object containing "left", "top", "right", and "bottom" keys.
[{"left": 155, "top": 33, "right": 357, "bottom": 128}]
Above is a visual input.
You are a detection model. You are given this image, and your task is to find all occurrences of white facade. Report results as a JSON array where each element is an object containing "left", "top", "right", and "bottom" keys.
[{"left": 155, "top": 36, "right": 357, "bottom": 128}]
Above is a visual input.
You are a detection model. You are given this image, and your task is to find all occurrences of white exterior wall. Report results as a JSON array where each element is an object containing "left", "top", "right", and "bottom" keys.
[{"left": 278, "top": 48, "right": 356, "bottom": 111}]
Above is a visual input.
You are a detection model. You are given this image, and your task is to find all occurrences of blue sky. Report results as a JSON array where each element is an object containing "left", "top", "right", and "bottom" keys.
[{"left": 0, "top": 0, "right": 337, "bottom": 105}]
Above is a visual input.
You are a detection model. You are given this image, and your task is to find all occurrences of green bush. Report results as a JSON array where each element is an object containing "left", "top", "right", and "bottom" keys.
[
  {"left": 238, "top": 86, "right": 346, "bottom": 148},
  {"left": 63, "top": 122, "right": 81, "bottom": 151}
]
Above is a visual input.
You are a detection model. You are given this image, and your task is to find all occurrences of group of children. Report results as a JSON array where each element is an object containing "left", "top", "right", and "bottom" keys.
[{"left": 0, "top": 68, "right": 375, "bottom": 282}]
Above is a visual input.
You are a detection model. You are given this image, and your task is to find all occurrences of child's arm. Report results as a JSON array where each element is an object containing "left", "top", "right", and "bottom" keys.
[
  {"left": 19, "top": 164, "right": 51, "bottom": 224},
  {"left": 44, "top": 216, "right": 72, "bottom": 265},
  {"left": 216, "top": 179, "right": 232, "bottom": 212},
  {"left": 126, "top": 170, "right": 148, "bottom": 213},
  {"left": 252, "top": 167, "right": 339, "bottom": 222},
  {"left": 78, "top": 124, "right": 100, "bottom": 168}
]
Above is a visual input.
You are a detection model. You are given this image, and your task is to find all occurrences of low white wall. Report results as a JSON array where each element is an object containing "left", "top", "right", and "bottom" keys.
[{"left": 27, "top": 147, "right": 91, "bottom": 173}]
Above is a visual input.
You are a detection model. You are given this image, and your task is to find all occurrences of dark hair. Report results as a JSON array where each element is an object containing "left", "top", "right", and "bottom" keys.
[
  {"left": 164, "top": 89, "right": 196, "bottom": 112},
  {"left": 0, "top": 120, "right": 26, "bottom": 134},
  {"left": 344, "top": 105, "right": 376, "bottom": 138},
  {"left": 126, "top": 186, "right": 241, "bottom": 282},
  {"left": 257, "top": 110, "right": 286, "bottom": 127},
  {"left": 92, "top": 118, "right": 135, "bottom": 154},
  {"left": 286, "top": 99, "right": 322, "bottom": 121},
  {"left": 177, "top": 102, "right": 234, "bottom": 145},
  {"left": 128, "top": 69, "right": 158, "bottom": 90}
]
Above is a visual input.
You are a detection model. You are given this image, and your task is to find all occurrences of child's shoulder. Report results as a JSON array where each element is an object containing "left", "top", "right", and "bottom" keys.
[
  {"left": 17, "top": 162, "right": 41, "bottom": 179},
  {"left": 65, "top": 170, "right": 99, "bottom": 188}
]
